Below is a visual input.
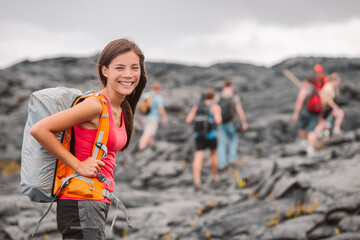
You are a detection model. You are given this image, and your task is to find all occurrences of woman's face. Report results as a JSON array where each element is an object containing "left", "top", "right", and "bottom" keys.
[{"left": 102, "top": 50, "right": 141, "bottom": 97}]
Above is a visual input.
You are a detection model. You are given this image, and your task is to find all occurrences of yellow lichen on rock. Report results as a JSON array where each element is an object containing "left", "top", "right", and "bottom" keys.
[{"left": 0, "top": 160, "right": 20, "bottom": 178}]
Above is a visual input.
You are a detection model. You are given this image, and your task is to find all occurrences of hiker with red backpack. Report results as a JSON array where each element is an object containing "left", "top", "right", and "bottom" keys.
[
  {"left": 186, "top": 89, "right": 222, "bottom": 190},
  {"left": 291, "top": 77, "right": 322, "bottom": 157},
  {"left": 29, "top": 39, "right": 147, "bottom": 239},
  {"left": 217, "top": 79, "right": 248, "bottom": 171}
]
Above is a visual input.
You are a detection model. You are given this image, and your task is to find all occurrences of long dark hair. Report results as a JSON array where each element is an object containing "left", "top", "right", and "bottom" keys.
[{"left": 97, "top": 39, "right": 147, "bottom": 151}]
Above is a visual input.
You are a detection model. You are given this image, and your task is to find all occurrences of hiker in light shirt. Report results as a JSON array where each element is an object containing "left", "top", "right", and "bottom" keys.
[
  {"left": 138, "top": 81, "right": 168, "bottom": 150},
  {"left": 314, "top": 72, "right": 345, "bottom": 139}
]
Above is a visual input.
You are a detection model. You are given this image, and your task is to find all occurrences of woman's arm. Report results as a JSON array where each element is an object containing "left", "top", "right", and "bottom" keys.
[
  {"left": 235, "top": 97, "right": 248, "bottom": 131},
  {"left": 158, "top": 107, "right": 168, "bottom": 125},
  {"left": 211, "top": 104, "right": 222, "bottom": 125},
  {"left": 30, "top": 98, "right": 105, "bottom": 178},
  {"left": 186, "top": 105, "right": 198, "bottom": 124},
  {"left": 292, "top": 85, "right": 307, "bottom": 122}
]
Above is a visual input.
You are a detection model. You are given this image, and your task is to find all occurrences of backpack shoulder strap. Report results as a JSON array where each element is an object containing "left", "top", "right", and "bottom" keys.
[
  {"left": 207, "top": 102, "right": 216, "bottom": 117},
  {"left": 208, "top": 102, "right": 215, "bottom": 108},
  {"left": 93, "top": 94, "right": 110, "bottom": 160},
  {"left": 72, "top": 93, "right": 110, "bottom": 160}
]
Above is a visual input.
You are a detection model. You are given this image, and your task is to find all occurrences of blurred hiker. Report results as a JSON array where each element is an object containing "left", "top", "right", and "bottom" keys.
[
  {"left": 291, "top": 77, "right": 321, "bottom": 157},
  {"left": 315, "top": 73, "right": 344, "bottom": 138},
  {"left": 217, "top": 79, "right": 248, "bottom": 171},
  {"left": 29, "top": 39, "right": 146, "bottom": 239},
  {"left": 313, "top": 63, "right": 332, "bottom": 140},
  {"left": 313, "top": 64, "right": 328, "bottom": 91},
  {"left": 138, "top": 81, "right": 168, "bottom": 150},
  {"left": 186, "top": 89, "right": 222, "bottom": 190}
]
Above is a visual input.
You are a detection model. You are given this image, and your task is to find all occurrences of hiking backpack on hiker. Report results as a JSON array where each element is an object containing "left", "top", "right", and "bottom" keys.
[
  {"left": 218, "top": 96, "right": 235, "bottom": 123},
  {"left": 20, "top": 87, "right": 132, "bottom": 236},
  {"left": 139, "top": 92, "right": 152, "bottom": 114},
  {"left": 20, "top": 87, "right": 110, "bottom": 202},
  {"left": 193, "top": 103, "right": 215, "bottom": 135},
  {"left": 307, "top": 89, "right": 322, "bottom": 114},
  {"left": 314, "top": 75, "right": 327, "bottom": 91}
]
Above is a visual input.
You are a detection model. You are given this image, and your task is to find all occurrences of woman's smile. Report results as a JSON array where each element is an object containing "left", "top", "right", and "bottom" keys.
[{"left": 118, "top": 80, "right": 135, "bottom": 87}]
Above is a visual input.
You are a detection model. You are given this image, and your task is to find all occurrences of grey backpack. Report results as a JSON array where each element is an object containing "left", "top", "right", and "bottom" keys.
[{"left": 20, "top": 87, "right": 83, "bottom": 202}]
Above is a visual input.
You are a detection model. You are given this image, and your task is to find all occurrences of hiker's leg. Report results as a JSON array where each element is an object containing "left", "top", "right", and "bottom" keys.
[
  {"left": 78, "top": 201, "right": 109, "bottom": 240},
  {"left": 324, "top": 116, "right": 333, "bottom": 137},
  {"left": 298, "top": 129, "right": 307, "bottom": 148},
  {"left": 321, "top": 107, "right": 332, "bottom": 140},
  {"left": 297, "top": 114, "right": 308, "bottom": 143},
  {"left": 147, "top": 136, "right": 155, "bottom": 147},
  {"left": 57, "top": 199, "right": 109, "bottom": 240},
  {"left": 228, "top": 123, "right": 238, "bottom": 164},
  {"left": 307, "top": 131, "right": 317, "bottom": 146},
  {"left": 148, "top": 117, "right": 159, "bottom": 144},
  {"left": 306, "top": 115, "right": 319, "bottom": 156},
  {"left": 138, "top": 132, "right": 151, "bottom": 150},
  {"left": 313, "top": 117, "right": 324, "bottom": 139},
  {"left": 298, "top": 129, "right": 307, "bottom": 140},
  {"left": 332, "top": 108, "right": 344, "bottom": 134},
  {"left": 208, "top": 138, "right": 218, "bottom": 174},
  {"left": 139, "top": 117, "right": 158, "bottom": 150},
  {"left": 192, "top": 150, "right": 204, "bottom": 186},
  {"left": 210, "top": 148, "right": 219, "bottom": 183},
  {"left": 306, "top": 131, "right": 317, "bottom": 155},
  {"left": 217, "top": 124, "right": 227, "bottom": 170}
]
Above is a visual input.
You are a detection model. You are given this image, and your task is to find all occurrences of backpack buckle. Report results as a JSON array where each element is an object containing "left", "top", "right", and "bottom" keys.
[
  {"left": 95, "top": 142, "right": 108, "bottom": 159},
  {"left": 64, "top": 131, "right": 71, "bottom": 142}
]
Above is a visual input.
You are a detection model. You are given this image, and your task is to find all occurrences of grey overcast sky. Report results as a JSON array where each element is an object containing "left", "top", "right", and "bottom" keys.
[{"left": 1, "top": 0, "right": 360, "bottom": 68}]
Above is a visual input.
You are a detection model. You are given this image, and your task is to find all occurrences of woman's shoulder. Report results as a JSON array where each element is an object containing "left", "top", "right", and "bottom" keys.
[
  {"left": 321, "top": 82, "right": 333, "bottom": 93},
  {"left": 76, "top": 97, "right": 103, "bottom": 114},
  {"left": 210, "top": 102, "right": 221, "bottom": 112}
]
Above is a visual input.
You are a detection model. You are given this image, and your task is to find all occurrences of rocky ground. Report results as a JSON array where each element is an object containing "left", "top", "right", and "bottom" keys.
[{"left": 0, "top": 55, "right": 360, "bottom": 240}]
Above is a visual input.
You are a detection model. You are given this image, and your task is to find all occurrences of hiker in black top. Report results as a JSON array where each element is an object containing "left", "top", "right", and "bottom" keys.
[
  {"left": 186, "top": 89, "right": 222, "bottom": 190},
  {"left": 217, "top": 80, "right": 248, "bottom": 171}
]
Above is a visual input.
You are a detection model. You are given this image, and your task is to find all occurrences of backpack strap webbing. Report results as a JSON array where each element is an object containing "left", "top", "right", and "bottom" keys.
[
  {"left": 72, "top": 93, "right": 110, "bottom": 161},
  {"left": 32, "top": 172, "right": 79, "bottom": 237},
  {"left": 103, "top": 190, "right": 134, "bottom": 232}
]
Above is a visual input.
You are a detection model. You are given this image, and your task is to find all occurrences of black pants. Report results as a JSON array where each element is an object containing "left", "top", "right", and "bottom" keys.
[{"left": 57, "top": 199, "right": 109, "bottom": 240}]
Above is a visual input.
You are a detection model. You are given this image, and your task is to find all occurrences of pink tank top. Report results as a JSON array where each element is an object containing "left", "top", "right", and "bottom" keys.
[{"left": 60, "top": 94, "right": 127, "bottom": 203}]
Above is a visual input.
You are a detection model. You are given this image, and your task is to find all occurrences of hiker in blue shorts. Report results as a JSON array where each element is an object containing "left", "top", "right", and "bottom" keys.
[{"left": 291, "top": 77, "right": 321, "bottom": 157}]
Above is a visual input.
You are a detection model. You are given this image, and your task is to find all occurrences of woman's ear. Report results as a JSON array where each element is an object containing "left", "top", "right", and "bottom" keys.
[{"left": 101, "top": 65, "right": 108, "bottom": 78}]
